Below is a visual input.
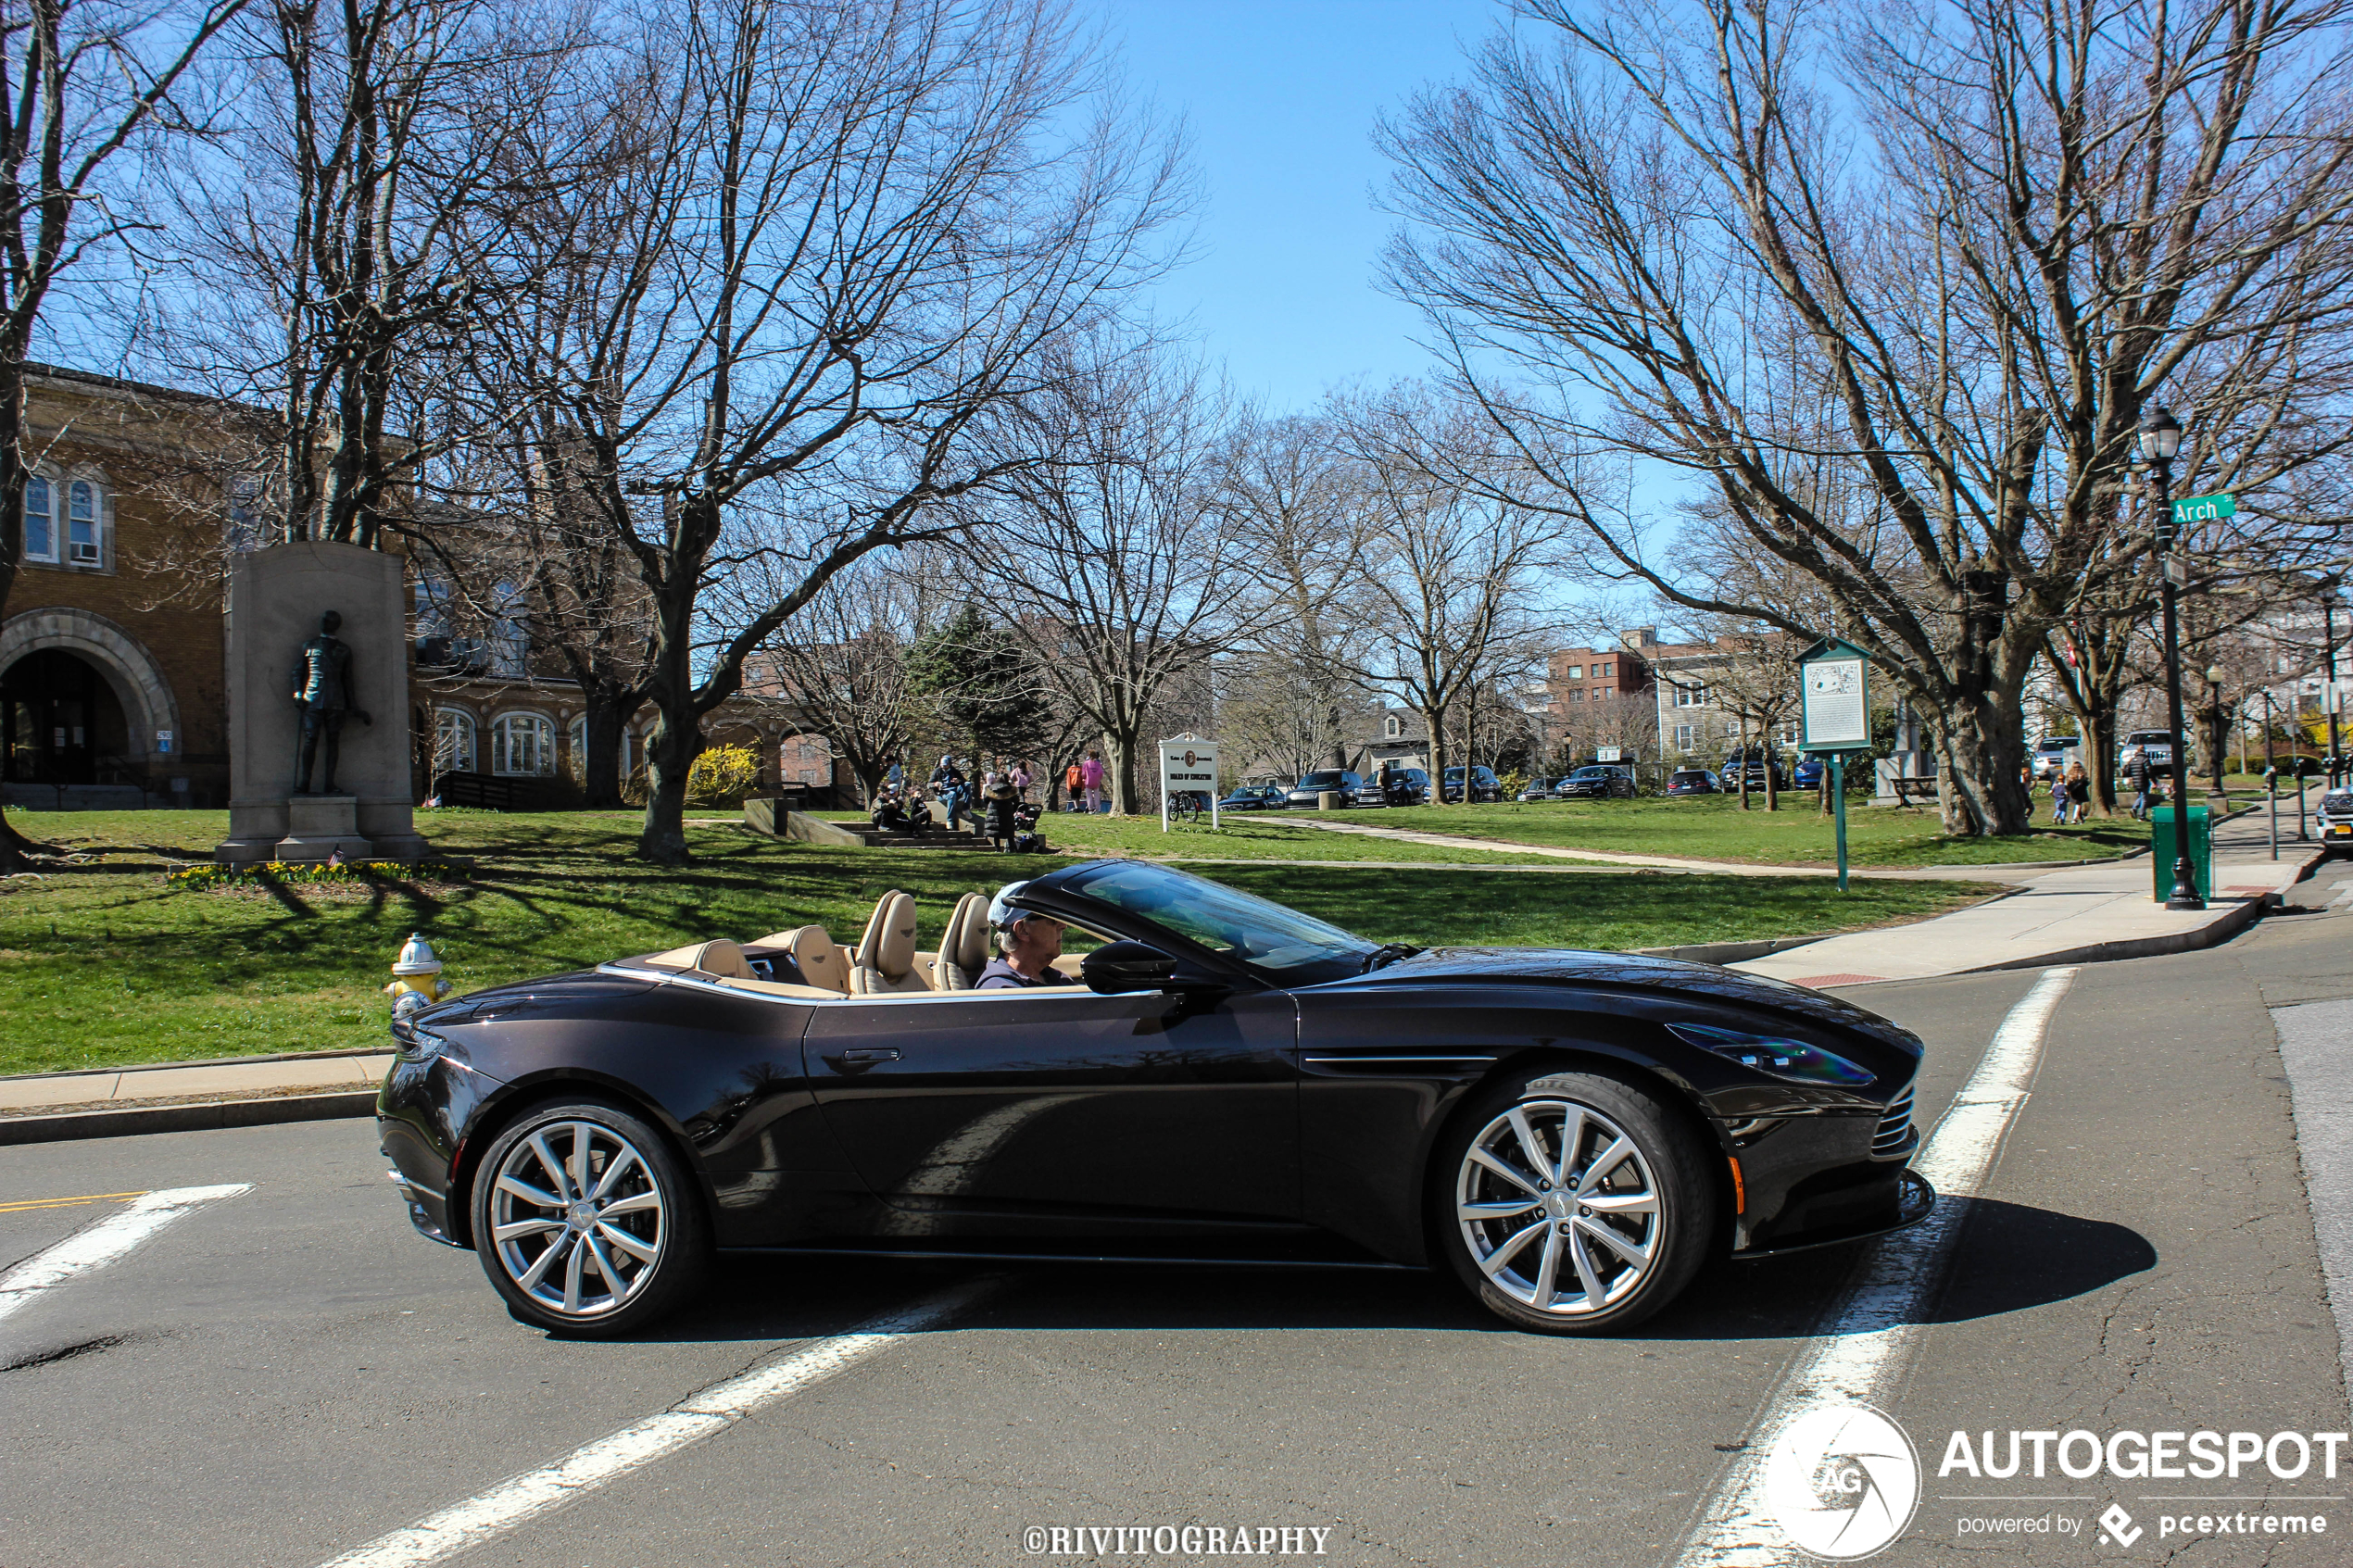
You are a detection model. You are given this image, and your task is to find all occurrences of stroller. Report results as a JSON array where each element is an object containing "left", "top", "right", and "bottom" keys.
[{"left": 1009, "top": 800, "right": 1047, "bottom": 854}]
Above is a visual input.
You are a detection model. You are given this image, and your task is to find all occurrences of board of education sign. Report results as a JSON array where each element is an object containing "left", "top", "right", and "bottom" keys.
[
  {"left": 1799, "top": 640, "right": 1872, "bottom": 751},
  {"left": 1159, "top": 740, "right": 1219, "bottom": 796}
]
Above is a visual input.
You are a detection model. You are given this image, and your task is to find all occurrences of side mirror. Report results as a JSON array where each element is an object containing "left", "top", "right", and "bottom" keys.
[{"left": 1080, "top": 939, "right": 1179, "bottom": 994}]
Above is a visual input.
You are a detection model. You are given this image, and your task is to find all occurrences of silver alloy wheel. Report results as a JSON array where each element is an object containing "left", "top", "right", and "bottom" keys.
[
  {"left": 488, "top": 1120, "right": 667, "bottom": 1319},
  {"left": 1455, "top": 1098, "right": 1661, "bottom": 1315}
]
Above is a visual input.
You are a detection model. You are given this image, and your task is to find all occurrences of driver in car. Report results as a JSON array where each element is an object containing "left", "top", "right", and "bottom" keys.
[{"left": 976, "top": 883, "right": 1077, "bottom": 989}]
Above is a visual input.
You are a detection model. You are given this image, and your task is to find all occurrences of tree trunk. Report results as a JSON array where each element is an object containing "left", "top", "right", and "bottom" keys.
[
  {"left": 1421, "top": 703, "right": 1450, "bottom": 804},
  {"left": 638, "top": 711, "right": 700, "bottom": 865},
  {"left": 1763, "top": 748, "right": 1778, "bottom": 811},
  {"left": 1107, "top": 726, "right": 1144, "bottom": 815},
  {"left": 579, "top": 695, "right": 639, "bottom": 809}
]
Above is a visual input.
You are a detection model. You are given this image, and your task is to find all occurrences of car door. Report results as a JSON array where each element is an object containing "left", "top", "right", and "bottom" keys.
[{"left": 801, "top": 984, "right": 1301, "bottom": 1232}]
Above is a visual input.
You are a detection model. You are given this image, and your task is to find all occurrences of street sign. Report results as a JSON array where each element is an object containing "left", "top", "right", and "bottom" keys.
[
  {"left": 1797, "top": 639, "right": 1872, "bottom": 752},
  {"left": 2161, "top": 553, "right": 2188, "bottom": 587},
  {"left": 1158, "top": 737, "right": 1220, "bottom": 831},
  {"left": 1595, "top": 746, "right": 1622, "bottom": 762},
  {"left": 2171, "top": 491, "right": 2235, "bottom": 525}
]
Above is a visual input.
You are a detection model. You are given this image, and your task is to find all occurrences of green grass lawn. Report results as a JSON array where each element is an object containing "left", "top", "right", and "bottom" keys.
[
  {"left": 0, "top": 808, "right": 1991, "bottom": 1076},
  {"left": 1365, "top": 796, "right": 2155, "bottom": 867}
]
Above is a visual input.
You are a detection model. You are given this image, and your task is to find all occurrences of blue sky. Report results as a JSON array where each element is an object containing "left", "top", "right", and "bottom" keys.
[{"left": 1089, "top": 0, "right": 1504, "bottom": 412}]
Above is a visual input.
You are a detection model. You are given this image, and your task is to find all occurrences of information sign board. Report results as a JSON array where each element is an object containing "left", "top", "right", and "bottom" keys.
[
  {"left": 1798, "top": 641, "right": 1872, "bottom": 752},
  {"left": 1159, "top": 738, "right": 1220, "bottom": 831}
]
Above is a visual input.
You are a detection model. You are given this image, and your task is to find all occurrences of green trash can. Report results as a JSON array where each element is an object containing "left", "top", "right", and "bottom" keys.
[{"left": 2150, "top": 804, "right": 2212, "bottom": 902}]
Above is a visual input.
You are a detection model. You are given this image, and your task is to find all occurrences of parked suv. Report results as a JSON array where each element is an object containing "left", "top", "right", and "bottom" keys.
[
  {"left": 2121, "top": 730, "right": 2183, "bottom": 773},
  {"left": 1665, "top": 769, "right": 1720, "bottom": 796},
  {"left": 1555, "top": 765, "right": 1636, "bottom": 799},
  {"left": 2031, "top": 735, "right": 2080, "bottom": 781},
  {"left": 1285, "top": 769, "right": 1363, "bottom": 809},
  {"left": 1440, "top": 765, "right": 1504, "bottom": 803}
]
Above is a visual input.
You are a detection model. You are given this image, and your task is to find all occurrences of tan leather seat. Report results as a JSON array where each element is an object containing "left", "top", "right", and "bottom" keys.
[
  {"left": 931, "top": 892, "right": 991, "bottom": 990},
  {"left": 850, "top": 890, "right": 931, "bottom": 995},
  {"left": 786, "top": 926, "right": 852, "bottom": 995},
  {"left": 644, "top": 938, "right": 755, "bottom": 980}
]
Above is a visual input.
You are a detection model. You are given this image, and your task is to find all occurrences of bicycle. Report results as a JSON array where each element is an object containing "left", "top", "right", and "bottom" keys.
[{"left": 1171, "top": 791, "right": 1208, "bottom": 825}]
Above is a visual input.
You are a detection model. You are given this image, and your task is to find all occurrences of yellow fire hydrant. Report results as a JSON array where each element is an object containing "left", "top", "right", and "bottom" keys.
[{"left": 386, "top": 932, "right": 452, "bottom": 1020}]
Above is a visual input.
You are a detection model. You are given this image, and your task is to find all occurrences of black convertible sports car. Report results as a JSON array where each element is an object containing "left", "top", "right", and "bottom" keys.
[{"left": 379, "top": 860, "right": 1931, "bottom": 1337}]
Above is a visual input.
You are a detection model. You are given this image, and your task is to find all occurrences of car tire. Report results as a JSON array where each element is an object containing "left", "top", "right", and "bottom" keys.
[
  {"left": 1435, "top": 1068, "right": 1717, "bottom": 1336},
  {"left": 472, "top": 1098, "right": 711, "bottom": 1337}
]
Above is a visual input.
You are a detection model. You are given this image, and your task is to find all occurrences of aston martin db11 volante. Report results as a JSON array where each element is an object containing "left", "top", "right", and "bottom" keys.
[{"left": 378, "top": 860, "right": 1932, "bottom": 1336}]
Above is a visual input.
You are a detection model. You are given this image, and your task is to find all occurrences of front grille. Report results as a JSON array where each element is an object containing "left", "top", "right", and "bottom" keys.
[{"left": 1872, "top": 1082, "right": 1917, "bottom": 1158}]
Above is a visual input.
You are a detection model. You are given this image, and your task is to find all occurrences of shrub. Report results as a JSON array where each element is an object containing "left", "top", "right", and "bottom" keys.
[{"left": 686, "top": 743, "right": 762, "bottom": 806}]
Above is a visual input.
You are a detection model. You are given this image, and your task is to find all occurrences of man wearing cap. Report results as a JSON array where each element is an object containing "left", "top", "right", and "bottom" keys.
[{"left": 977, "top": 882, "right": 1076, "bottom": 989}]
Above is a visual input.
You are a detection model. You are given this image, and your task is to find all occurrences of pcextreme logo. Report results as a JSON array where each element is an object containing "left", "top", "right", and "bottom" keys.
[{"left": 1764, "top": 1403, "right": 1923, "bottom": 1561}]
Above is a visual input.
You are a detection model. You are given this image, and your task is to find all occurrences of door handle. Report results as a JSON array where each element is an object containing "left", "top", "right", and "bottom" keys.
[{"left": 823, "top": 1047, "right": 901, "bottom": 1073}]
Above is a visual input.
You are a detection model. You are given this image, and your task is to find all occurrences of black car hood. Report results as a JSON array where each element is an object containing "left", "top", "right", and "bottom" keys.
[{"left": 1345, "top": 946, "right": 1919, "bottom": 1053}]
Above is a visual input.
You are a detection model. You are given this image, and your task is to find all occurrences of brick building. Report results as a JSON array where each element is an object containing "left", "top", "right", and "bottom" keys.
[{"left": 2, "top": 364, "right": 845, "bottom": 812}]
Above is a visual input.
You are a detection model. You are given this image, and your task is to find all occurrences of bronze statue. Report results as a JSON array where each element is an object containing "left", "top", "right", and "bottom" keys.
[{"left": 290, "top": 610, "right": 371, "bottom": 794}]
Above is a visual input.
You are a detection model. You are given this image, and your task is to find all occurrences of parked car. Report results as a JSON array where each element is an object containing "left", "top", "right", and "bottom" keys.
[
  {"left": 2031, "top": 736, "right": 2080, "bottom": 781},
  {"left": 1665, "top": 769, "right": 1721, "bottom": 796},
  {"left": 1216, "top": 784, "right": 1287, "bottom": 812},
  {"left": 1719, "top": 747, "right": 1788, "bottom": 792},
  {"left": 1793, "top": 756, "right": 1826, "bottom": 790},
  {"left": 1356, "top": 766, "right": 1429, "bottom": 807},
  {"left": 1555, "top": 766, "right": 1637, "bottom": 800},
  {"left": 1516, "top": 776, "right": 1556, "bottom": 802},
  {"left": 2321, "top": 789, "right": 2353, "bottom": 856},
  {"left": 382, "top": 859, "right": 1931, "bottom": 1337},
  {"left": 2121, "top": 730, "right": 2183, "bottom": 774},
  {"left": 1285, "top": 769, "right": 1364, "bottom": 809},
  {"left": 1441, "top": 765, "right": 1505, "bottom": 803}
]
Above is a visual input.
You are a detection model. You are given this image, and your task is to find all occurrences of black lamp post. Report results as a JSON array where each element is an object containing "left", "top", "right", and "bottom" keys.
[{"left": 2141, "top": 405, "right": 2204, "bottom": 909}]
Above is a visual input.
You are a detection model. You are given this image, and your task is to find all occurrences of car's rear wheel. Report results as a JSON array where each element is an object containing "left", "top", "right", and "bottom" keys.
[
  {"left": 472, "top": 1100, "right": 709, "bottom": 1337},
  {"left": 1437, "top": 1070, "right": 1717, "bottom": 1335}
]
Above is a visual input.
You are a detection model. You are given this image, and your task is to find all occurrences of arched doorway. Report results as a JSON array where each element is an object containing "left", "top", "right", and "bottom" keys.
[{"left": 3, "top": 648, "right": 130, "bottom": 785}]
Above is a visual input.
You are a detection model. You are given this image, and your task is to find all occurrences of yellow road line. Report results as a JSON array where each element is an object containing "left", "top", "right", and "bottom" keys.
[{"left": 0, "top": 1189, "right": 148, "bottom": 1214}]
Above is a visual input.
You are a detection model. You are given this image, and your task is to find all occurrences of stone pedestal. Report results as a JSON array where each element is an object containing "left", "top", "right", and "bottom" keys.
[
  {"left": 272, "top": 795, "right": 372, "bottom": 860},
  {"left": 214, "top": 541, "right": 429, "bottom": 866}
]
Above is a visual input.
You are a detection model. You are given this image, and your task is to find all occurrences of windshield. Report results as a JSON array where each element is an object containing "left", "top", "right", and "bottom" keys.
[
  {"left": 1060, "top": 860, "right": 1376, "bottom": 975},
  {"left": 1298, "top": 771, "right": 1345, "bottom": 787},
  {"left": 1572, "top": 768, "right": 1609, "bottom": 779}
]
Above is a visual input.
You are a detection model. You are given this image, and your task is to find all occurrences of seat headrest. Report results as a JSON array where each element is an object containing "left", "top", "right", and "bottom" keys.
[
  {"left": 787, "top": 926, "right": 849, "bottom": 993},
  {"left": 685, "top": 938, "right": 751, "bottom": 980},
  {"left": 944, "top": 891, "right": 990, "bottom": 971},
  {"left": 856, "top": 890, "right": 920, "bottom": 979}
]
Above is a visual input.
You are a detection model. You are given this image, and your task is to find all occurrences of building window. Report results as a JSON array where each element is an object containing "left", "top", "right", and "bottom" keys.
[
  {"left": 1778, "top": 720, "right": 1800, "bottom": 745},
  {"left": 433, "top": 709, "right": 477, "bottom": 773},
  {"left": 1674, "top": 683, "right": 1708, "bottom": 707},
  {"left": 1594, "top": 662, "right": 1612, "bottom": 679},
  {"left": 491, "top": 712, "right": 557, "bottom": 776},
  {"left": 22, "top": 475, "right": 55, "bottom": 562},
  {"left": 1565, "top": 664, "right": 1584, "bottom": 681},
  {"left": 1383, "top": 714, "right": 1402, "bottom": 738},
  {"left": 1568, "top": 688, "right": 1583, "bottom": 702},
  {"left": 780, "top": 733, "right": 833, "bottom": 786},
  {"left": 1674, "top": 723, "right": 1695, "bottom": 752},
  {"left": 1592, "top": 686, "right": 1609, "bottom": 701},
  {"left": 67, "top": 480, "right": 102, "bottom": 565}
]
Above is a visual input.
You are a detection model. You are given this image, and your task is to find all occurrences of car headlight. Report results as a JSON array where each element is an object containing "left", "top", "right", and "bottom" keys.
[
  {"left": 390, "top": 1018, "right": 449, "bottom": 1064},
  {"left": 1667, "top": 1022, "right": 1876, "bottom": 1086}
]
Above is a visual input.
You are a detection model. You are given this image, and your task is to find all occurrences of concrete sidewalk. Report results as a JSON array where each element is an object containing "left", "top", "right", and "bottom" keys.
[
  {"left": 0, "top": 1048, "right": 391, "bottom": 1144},
  {"left": 1734, "top": 797, "right": 2326, "bottom": 986}
]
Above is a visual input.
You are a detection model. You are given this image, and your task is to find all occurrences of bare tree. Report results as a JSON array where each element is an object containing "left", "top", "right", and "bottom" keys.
[
  {"left": 974, "top": 337, "right": 1252, "bottom": 813},
  {"left": 1342, "top": 384, "right": 1565, "bottom": 800},
  {"left": 1381, "top": 0, "right": 2353, "bottom": 835},
  {"left": 471, "top": 0, "right": 1185, "bottom": 862},
  {"left": 748, "top": 558, "right": 935, "bottom": 808}
]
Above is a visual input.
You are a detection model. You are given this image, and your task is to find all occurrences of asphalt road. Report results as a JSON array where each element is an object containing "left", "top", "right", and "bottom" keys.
[{"left": 6, "top": 869, "right": 2353, "bottom": 1568}]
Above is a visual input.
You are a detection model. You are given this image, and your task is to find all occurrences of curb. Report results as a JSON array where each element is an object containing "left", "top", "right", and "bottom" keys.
[
  {"left": 1633, "top": 934, "right": 1835, "bottom": 965},
  {"left": 0, "top": 1089, "right": 376, "bottom": 1146}
]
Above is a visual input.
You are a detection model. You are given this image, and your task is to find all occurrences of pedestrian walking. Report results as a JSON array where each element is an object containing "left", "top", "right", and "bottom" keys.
[
  {"left": 2064, "top": 761, "right": 2091, "bottom": 823},
  {"left": 1009, "top": 760, "right": 1032, "bottom": 798},
  {"left": 1063, "top": 759, "right": 1084, "bottom": 811},
  {"left": 2122, "top": 746, "right": 2151, "bottom": 820},
  {"left": 1080, "top": 749, "right": 1106, "bottom": 813}
]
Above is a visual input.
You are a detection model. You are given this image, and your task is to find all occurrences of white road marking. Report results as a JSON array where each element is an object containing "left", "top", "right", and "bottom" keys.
[
  {"left": 315, "top": 1281, "right": 989, "bottom": 1568},
  {"left": 0, "top": 1184, "right": 250, "bottom": 1326},
  {"left": 2327, "top": 882, "right": 2353, "bottom": 909},
  {"left": 1670, "top": 966, "right": 2080, "bottom": 1567}
]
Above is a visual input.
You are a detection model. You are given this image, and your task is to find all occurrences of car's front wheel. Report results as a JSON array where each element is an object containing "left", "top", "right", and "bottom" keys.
[
  {"left": 1437, "top": 1069, "right": 1718, "bottom": 1335},
  {"left": 472, "top": 1100, "right": 710, "bottom": 1337}
]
